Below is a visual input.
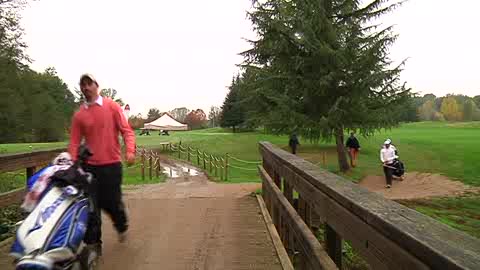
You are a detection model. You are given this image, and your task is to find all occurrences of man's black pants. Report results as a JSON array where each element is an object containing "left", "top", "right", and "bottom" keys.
[
  {"left": 383, "top": 165, "right": 393, "bottom": 186},
  {"left": 84, "top": 162, "right": 128, "bottom": 245}
]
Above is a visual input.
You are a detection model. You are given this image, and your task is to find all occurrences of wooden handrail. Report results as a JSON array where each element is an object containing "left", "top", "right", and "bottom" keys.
[
  {"left": 259, "top": 141, "right": 480, "bottom": 270},
  {"left": 0, "top": 148, "right": 66, "bottom": 174},
  {"left": 0, "top": 148, "right": 66, "bottom": 207}
]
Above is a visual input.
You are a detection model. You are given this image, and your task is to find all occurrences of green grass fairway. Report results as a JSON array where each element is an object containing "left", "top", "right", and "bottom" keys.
[
  {"left": 1, "top": 122, "right": 479, "bottom": 185},
  {"left": 135, "top": 123, "right": 480, "bottom": 187}
]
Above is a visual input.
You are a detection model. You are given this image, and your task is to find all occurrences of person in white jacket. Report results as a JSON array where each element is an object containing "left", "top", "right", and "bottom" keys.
[
  {"left": 385, "top": 138, "right": 397, "bottom": 155},
  {"left": 380, "top": 140, "right": 397, "bottom": 188}
]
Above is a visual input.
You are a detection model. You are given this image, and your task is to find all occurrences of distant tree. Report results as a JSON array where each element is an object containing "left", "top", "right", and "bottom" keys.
[
  {"left": 0, "top": 1, "right": 76, "bottom": 143},
  {"left": 100, "top": 88, "right": 124, "bottom": 106},
  {"left": 417, "top": 100, "right": 436, "bottom": 121},
  {"left": 398, "top": 95, "right": 420, "bottom": 122},
  {"left": 220, "top": 76, "right": 245, "bottom": 132},
  {"left": 129, "top": 113, "right": 145, "bottom": 129},
  {"left": 473, "top": 108, "right": 480, "bottom": 121},
  {"left": 0, "top": 0, "right": 30, "bottom": 65},
  {"left": 184, "top": 109, "right": 207, "bottom": 130},
  {"left": 441, "top": 96, "right": 462, "bottom": 121},
  {"left": 146, "top": 108, "right": 161, "bottom": 122},
  {"left": 208, "top": 106, "right": 221, "bottom": 128},
  {"left": 473, "top": 95, "right": 480, "bottom": 108},
  {"left": 169, "top": 107, "right": 190, "bottom": 123},
  {"left": 423, "top": 94, "right": 437, "bottom": 101},
  {"left": 432, "top": 111, "right": 445, "bottom": 122},
  {"left": 463, "top": 99, "right": 476, "bottom": 121},
  {"left": 434, "top": 96, "right": 445, "bottom": 112}
]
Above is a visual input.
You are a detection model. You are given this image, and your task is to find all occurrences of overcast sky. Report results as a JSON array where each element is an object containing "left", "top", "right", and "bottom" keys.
[{"left": 20, "top": 0, "right": 479, "bottom": 116}]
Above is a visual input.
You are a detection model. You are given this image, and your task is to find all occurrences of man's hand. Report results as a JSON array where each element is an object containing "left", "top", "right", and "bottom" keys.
[{"left": 126, "top": 152, "right": 136, "bottom": 165}]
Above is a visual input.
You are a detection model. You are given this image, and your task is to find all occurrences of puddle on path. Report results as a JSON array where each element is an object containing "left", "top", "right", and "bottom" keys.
[{"left": 161, "top": 163, "right": 199, "bottom": 178}]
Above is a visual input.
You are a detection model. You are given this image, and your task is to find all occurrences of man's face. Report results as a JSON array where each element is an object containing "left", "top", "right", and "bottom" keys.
[
  {"left": 80, "top": 78, "right": 98, "bottom": 101},
  {"left": 385, "top": 144, "right": 390, "bottom": 148}
]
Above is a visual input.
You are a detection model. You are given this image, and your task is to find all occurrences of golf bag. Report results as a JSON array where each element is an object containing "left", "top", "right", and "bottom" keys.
[
  {"left": 10, "top": 146, "right": 97, "bottom": 270},
  {"left": 392, "top": 159, "right": 405, "bottom": 177}
]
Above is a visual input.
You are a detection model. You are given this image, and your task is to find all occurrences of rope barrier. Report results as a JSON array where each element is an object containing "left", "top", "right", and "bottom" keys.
[
  {"left": 125, "top": 164, "right": 143, "bottom": 169},
  {"left": 228, "top": 164, "right": 259, "bottom": 171},
  {"left": 229, "top": 155, "right": 262, "bottom": 164}
]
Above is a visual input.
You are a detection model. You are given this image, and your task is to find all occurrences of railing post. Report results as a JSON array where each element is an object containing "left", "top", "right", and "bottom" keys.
[
  {"left": 187, "top": 146, "right": 191, "bottom": 162},
  {"left": 220, "top": 158, "right": 224, "bottom": 181},
  {"left": 197, "top": 149, "right": 200, "bottom": 165},
  {"left": 141, "top": 149, "right": 145, "bottom": 181},
  {"left": 273, "top": 170, "right": 281, "bottom": 188},
  {"left": 26, "top": 166, "right": 36, "bottom": 184},
  {"left": 149, "top": 153, "right": 153, "bottom": 180},
  {"left": 283, "top": 180, "right": 294, "bottom": 258},
  {"left": 178, "top": 145, "right": 181, "bottom": 159},
  {"left": 209, "top": 155, "right": 213, "bottom": 172},
  {"left": 203, "top": 152, "right": 207, "bottom": 169},
  {"left": 225, "top": 153, "right": 229, "bottom": 181},
  {"left": 283, "top": 180, "right": 293, "bottom": 204},
  {"left": 155, "top": 154, "right": 160, "bottom": 178},
  {"left": 325, "top": 224, "right": 343, "bottom": 269}
]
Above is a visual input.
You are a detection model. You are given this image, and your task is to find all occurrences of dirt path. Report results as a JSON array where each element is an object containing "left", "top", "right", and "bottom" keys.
[
  {"left": 359, "top": 172, "right": 479, "bottom": 200},
  {"left": 0, "top": 161, "right": 282, "bottom": 270}
]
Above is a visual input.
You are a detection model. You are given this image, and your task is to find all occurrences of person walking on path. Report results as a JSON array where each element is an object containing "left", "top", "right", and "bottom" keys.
[
  {"left": 380, "top": 140, "right": 397, "bottom": 188},
  {"left": 345, "top": 132, "right": 361, "bottom": 167},
  {"left": 68, "top": 73, "right": 136, "bottom": 256},
  {"left": 289, "top": 133, "right": 300, "bottom": 154}
]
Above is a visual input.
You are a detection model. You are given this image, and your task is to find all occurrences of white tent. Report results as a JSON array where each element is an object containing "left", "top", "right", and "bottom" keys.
[{"left": 143, "top": 113, "right": 188, "bottom": 131}]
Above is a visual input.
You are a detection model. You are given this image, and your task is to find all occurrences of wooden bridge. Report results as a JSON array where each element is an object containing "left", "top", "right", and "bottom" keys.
[{"left": 0, "top": 143, "right": 479, "bottom": 269}]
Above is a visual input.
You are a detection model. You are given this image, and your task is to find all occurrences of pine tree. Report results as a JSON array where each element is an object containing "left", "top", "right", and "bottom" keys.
[
  {"left": 242, "top": 0, "right": 410, "bottom": 172},
  {"left": 220, "top": 76, "right": 245, "bottom": 132}
]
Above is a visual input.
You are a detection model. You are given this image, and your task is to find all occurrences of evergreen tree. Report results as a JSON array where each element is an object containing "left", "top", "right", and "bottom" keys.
[
  {"left": 146, "top": 108, "right": 161, "bottom": 122},
  {"left": 220, "top": 76, "right": 245, "bottom": 132},
  {"left": 242, "top": 0, "right": 410, "bottom": 172}
]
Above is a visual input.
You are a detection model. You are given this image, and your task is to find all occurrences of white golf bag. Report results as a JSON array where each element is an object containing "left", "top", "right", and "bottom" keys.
[{"left": 10, "top": 146, "right": 97, "bottom": 270}]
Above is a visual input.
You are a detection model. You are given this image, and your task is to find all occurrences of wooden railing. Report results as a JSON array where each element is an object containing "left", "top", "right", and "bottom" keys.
[
  {"left": 0, "top": 148, "right": 66, "bottom": 207},
  {"left": 259, "top": 142, "right": 480, "bottom": 270},
  {"left": 136, "top": 148, "right": 162, "bottom": 181},
  {"left": 167, "top": 143, "right": 262, "bottom": 181}
]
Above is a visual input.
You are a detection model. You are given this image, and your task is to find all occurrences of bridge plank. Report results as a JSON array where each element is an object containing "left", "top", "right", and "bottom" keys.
[
  {"left": 260, "top": 142, "right": 480, "bottom": 270},
  {"left": 260, "top": 166, "right": 338, "bottom": 270},
  {"left": 257, "top": 194, "right": 294, "bottom": 270}
]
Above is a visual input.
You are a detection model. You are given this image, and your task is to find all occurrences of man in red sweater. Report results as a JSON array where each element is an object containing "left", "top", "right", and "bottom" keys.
[{"left": 68, "top": 73, "right": 135, "bottom": 256}]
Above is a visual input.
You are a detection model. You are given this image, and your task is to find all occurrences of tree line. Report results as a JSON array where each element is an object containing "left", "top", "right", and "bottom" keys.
[
  {"left": 0, "top": 0, "right": 131, "bottom": 143},
  {"left": 220, "top": 0, "right": 411, "bottom": 172},
  {"left": 413, "top": 94, "right": 480, "bottom": 122},
  {"left": 128, "top": 106, "right": 221, "bottom": 131},
  {"left": 0, "top": 0, "right": 77, "bottom": 143}
]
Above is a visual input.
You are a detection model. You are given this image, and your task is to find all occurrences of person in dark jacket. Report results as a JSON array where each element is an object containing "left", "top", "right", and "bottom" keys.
[
  {"left": 289, "top": 133, "right": 300, "bottom": 154},
  {"left": 345, "top": 132, "right": 361, "bottom": 167}
]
